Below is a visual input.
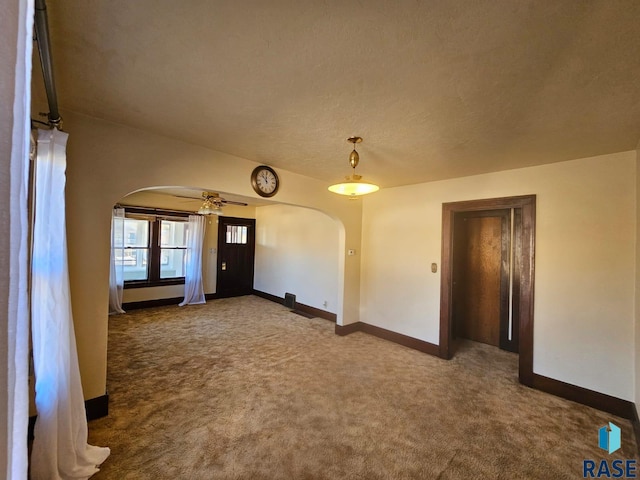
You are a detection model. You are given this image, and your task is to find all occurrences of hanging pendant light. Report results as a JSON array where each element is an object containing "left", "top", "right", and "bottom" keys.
[{"left": 328, "top": 136, "right": 379, "bottom": 196}]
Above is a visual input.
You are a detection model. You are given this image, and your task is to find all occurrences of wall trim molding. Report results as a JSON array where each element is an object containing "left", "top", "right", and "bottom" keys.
[
  {"left": 252, "top": 290, "right": 336, "bottom": 322},
  {"left": 122, "top": 296, "right": 183, "bottom": 310},
  {"left": 85, "top": 393, "right": 110, "bottom": 420},
  {"left": 293, "top": 302, "right": 337, "bottom": 322},
  {"left": 531, "top": 374, "right": 635, "bottom": 419},
  {"left": 252, "top": 289, "right": 284, "bottom": 305},
  {"left": 335, "top": 322, "right": 362, "bottom": 336},
  {"left": 126, "top": 291, "right": 337, "bottom": 323},
  {"left": 334, "top": 322, "right": 439, "bottom": 356},
  {"left": 123, "top": 293, "right": 230, "bottom": 309}
]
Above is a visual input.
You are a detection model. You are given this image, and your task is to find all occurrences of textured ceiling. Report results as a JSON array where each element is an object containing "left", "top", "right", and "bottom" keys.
[{"left": 41, "top": 0, "right": 640, "bottom": 188}]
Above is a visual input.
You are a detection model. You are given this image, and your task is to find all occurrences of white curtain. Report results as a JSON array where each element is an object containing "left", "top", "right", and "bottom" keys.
[
  {"left": 31, "top": 128, "right": 110, "bottom": 479},
  {"left": 5, "top": 1, "right": 34, "bottom": 478},
  {"left": 108, "top": 208, "right": 125, "bottom": 314},
  {"left": 179, "top": 214, "right": 206, "bottom": 306}
]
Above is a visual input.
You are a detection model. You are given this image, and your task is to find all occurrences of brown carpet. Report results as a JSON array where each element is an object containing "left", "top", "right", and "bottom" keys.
[{"left": 89, "top": 296, "right": 638, "bottom": 479}]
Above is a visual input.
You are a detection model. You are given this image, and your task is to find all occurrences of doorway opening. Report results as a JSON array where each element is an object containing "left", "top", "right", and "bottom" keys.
[
  {"left": 452, "top": 209, "right": 518, "bottom": 353},
  {"left": 440, "top": 195, "right": 536, "bottom": 386}
]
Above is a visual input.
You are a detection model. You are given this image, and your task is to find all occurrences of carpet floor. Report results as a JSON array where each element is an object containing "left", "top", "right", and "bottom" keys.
[{"left": 88, "top": 295, "right": 638, "bottom": 479}]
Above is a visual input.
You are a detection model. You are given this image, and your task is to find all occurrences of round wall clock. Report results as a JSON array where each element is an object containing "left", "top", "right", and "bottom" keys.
[{"left": 251, "top": 165, "right": 280, "bottom": 198}]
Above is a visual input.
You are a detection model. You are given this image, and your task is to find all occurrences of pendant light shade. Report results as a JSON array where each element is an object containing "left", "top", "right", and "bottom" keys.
[
  {"left": 197, "top": 194, "right": 223, "bottom": 215},
  {"left": 328, "top": 136, "right": 379, "bottom": 197},
  {"left": 328, "top": 179, "right": 379, "bottom": 196},
  {"left": 195, "top": 191, "right": 248, "bottom": 215}
]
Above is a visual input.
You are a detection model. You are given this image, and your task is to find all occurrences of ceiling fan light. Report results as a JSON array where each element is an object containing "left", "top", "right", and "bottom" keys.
[
  {"left": 198, "top": 204, "right": 213, "bottom": 215},
  {"left": 197, "top": 196, "right": 223, "bottom": 215}
]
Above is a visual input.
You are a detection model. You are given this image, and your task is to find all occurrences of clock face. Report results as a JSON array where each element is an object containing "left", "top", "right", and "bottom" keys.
[{"left": 251, "top": 166, "right": 279, "bottom": 197}]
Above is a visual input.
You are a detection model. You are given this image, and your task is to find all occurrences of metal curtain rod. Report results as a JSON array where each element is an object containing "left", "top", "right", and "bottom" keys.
[
  {"left": 34, "top": 0, "right": 62, "bottom": 129},
  {"left": 116, "top": 205, "right": 194, "bottom": 217}
]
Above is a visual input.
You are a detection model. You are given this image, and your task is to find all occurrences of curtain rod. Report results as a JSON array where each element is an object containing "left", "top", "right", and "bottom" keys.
[
  {"left": 116, "top": 205, "right": 194, "bottom": 217},
  {"left": 34, "top": 0, "right": 62, "bottom": 129}
]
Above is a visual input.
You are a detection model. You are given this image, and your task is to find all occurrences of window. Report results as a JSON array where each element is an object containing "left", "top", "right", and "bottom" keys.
[
  {"left": 159, "top": 220, "right": 187, "bottom": 279},
  {"left": 122, "top": 218, "right": 150, "bottom": 281},
  {"left": 225, "top": 225, "right": 248, "bottom": 244},
  {"left": 119, "top": 211, "right": 189, "bottom": 288}
]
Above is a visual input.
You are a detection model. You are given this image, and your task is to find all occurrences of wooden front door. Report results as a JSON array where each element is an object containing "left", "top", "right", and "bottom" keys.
[
  {"left": 216, "top": 217, "right": 256, "bottom": 298},
  {"left": 452, "top": 209, "right": 516, "bottom": 351}
]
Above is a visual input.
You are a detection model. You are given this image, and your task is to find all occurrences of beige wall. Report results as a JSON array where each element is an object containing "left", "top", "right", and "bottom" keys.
[
  {"left": 361, "top": 152, "right": 636, "bottom": 400},
  {"left": 255, "top": 204, "right": 341, "bottom": 313},
  {"left": 201, "top": 217, "right": 218, "bottom": 295},
  {"left": 63, "top": 111, "right": 362, "bottom": 400}
]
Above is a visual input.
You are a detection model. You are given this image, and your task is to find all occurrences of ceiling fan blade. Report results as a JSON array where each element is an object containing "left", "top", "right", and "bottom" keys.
[
  {"left": 220, "top": 199, "right": 248, "bottom": 206},
  {"left": 170, "top": 194, "right": 201, "bottom": 200}
]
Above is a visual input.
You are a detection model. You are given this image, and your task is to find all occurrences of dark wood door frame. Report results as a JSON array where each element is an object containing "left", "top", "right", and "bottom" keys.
[{"left": 439, "top": 195, "right": 536, "bottom": 386}]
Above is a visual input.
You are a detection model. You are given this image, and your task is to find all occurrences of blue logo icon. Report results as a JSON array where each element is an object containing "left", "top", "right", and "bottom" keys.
[{"left": 598, "top": 422, "right": 621, "bottom": 454}]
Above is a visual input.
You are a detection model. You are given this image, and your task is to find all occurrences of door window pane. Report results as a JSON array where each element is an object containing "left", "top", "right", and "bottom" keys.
[{"left": 226, "top": 225, "right": 248, "bottom": 244}]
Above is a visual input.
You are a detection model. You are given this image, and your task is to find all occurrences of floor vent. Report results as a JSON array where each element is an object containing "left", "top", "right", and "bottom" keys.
[{"left": 284, "top": 293, "right": 296, "bottom": 309}]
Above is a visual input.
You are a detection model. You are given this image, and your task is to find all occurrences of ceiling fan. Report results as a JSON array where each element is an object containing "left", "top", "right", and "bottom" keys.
[{"left": 195, "top": 192, "right": 247, "bottom": 215}]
